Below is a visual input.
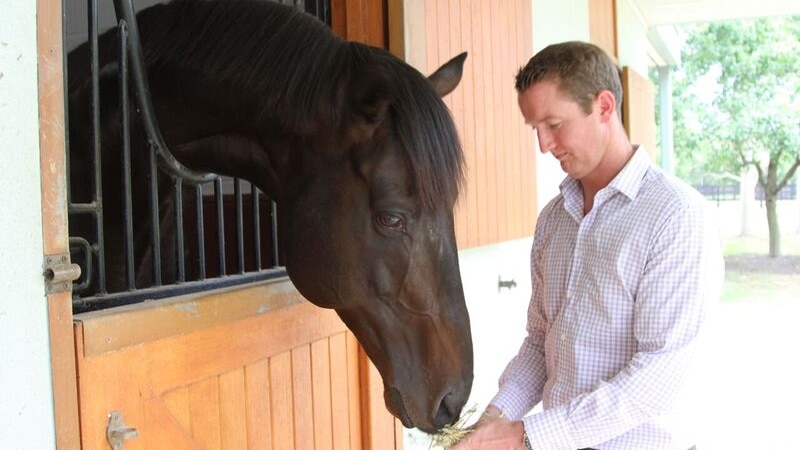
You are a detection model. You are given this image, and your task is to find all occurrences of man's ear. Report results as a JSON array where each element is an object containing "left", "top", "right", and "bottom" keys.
[{"left": 596, "top": 89, "right": 617, "bottom": 123}]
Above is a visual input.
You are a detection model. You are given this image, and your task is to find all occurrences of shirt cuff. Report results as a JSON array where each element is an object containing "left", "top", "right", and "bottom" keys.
[
  {"left": 489, "top": 385, "right": 533, "bottom": 420},
  {"left": 524, "top": 407, "right": 576, "bottom": 450}
]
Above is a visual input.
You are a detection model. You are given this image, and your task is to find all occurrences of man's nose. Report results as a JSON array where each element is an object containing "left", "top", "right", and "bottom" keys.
[{"left": 537, "top": 129, "right": 554, "bottom": 153}]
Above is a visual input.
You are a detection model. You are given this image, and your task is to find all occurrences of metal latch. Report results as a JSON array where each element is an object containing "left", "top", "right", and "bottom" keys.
[
  {"left": 106, "top": 411, "right": 139, "bottom": 450},
  {"left": 43, "top": 253, "right": 81, "bottom": 295}
]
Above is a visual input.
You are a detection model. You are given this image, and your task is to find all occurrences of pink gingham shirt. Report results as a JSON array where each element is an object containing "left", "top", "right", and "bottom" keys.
[{"left": 490, "top": 148, "right": 723, "bottom": 450}]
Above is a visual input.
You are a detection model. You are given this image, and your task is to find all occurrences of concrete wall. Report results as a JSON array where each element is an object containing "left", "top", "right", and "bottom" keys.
[{"left": 0, "top": 1, "right": 57, "bottom": 448}]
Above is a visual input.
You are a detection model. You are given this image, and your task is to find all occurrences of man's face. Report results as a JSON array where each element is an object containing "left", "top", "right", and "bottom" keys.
[{"left": 517, "top": 79, "right": 606, "bottom": 181}]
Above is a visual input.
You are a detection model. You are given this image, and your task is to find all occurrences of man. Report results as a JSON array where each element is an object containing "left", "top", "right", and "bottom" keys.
[{"left": 451, "top": 41, "right": 723, "bottom": 450}]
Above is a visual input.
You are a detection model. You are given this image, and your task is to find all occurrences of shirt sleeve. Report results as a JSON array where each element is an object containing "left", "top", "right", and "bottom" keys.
[{"left": 524, "top": 200, "right": 723, "bottom": 450}]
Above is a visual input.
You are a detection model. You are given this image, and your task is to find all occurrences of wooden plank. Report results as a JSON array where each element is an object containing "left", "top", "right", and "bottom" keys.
[
  {"left": 74, "top": 322, "right": 148, "bottom": 450},
  {"left": 292, "top": 345, "right": 315, "bottom": 450},
  {"left": 471, "top": 0, "right": 489, "bottom": 246},
  {"left": 162, "top": 386, "right": 192, "bottom": 432},
  {"left": 245, "top": 359, "right": 272, "bottom": 450},
  {"left": 622, "top": 66, "right": 657, "bottom": 158},
  {"left": 219, "top": 368, "right": 248, "bottom": 450},
  {"left": 270, "top": 352, "right": 295, "bottom": 450},
  {"left": 81, "top": 299, "right": 346, "bottom": 397},
  {"left": 144, "top": 398, "right": 203, "bottom": 450},
  {"left": 359, "top": 349, "right": 396, "bottom": 450},
  {"left": 589, "top": 0, "right": 618, "bottom": 61},
  {"left": 346, "top": 333, "right": 363, "bottom": 450},
  {"left": 329, "top": 333, "right": 352, "bottom": 450},
  {"left": 76, "top": 278, "right": 303, "bottom": 356},
  {"left": 311, "top": 339, "right": 334, "bottom": 450},
  {"left": 481, "top": 0, "right": 500, "bottom": 244},
  {"left": 458, "top": 0, "right": 477, "bottom": 248},
  {"left": 188, "top": 377, "right": 222, "bottom": 450},
  {"left": 37, "top": 0, "right": 80, "bottom": 446}
]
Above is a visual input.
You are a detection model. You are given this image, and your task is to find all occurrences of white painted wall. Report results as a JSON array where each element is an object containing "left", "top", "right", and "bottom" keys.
[
  {"left": 617, "top": 0, "right": 652, "bottom": 75},
  {"left": 0, "top": 1, "right": 57, "bottom": 448}
]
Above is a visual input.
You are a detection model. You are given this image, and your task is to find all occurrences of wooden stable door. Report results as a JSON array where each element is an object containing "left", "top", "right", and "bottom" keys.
[{"left": 73, "top": 279, "right": 401, "bottom": 450}]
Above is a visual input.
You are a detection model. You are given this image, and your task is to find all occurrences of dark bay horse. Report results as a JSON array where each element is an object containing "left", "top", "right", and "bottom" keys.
[{"left": 67, "top": 0, "right": 472, "bottom": 433}]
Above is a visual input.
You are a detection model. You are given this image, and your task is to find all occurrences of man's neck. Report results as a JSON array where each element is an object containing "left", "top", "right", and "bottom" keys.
[{"left": 580, "top": 135, "right": 635, "bottom": 214}]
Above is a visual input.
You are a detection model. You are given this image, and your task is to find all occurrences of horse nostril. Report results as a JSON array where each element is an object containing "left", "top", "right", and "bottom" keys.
[{"left": 433, "top": 392, "right": 461, "bottom": 429}]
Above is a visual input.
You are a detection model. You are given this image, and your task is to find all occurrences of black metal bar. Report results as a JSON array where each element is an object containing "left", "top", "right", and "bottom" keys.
[
  {"left": 72, "top": 268, "right": 287, "bottom": 314},
  {"left": 271, "top": 200, "right": 279, "bottom": 267},
  {"left": 195, "top": 184, "right": 206, "bottom": 280},
  {"left": 112, "top": 0, "right": 216, "bottom": 185},
  {"left": 148, "top": 144, "right": 162, "bottom": 286},
  {"left": 251, "top": 183, "right": 262, "bottom": 270},
  {"left": 89, "top": 0, "right": 107, "bottom": 294},
  {"left": 175, "top": 178, "right": 185, "bottom": 282},
  {"left": 118, "top": 21, "right": 135, "bottom": 291},
  {"left": 234, "top": 179, "right": 245, "bottom": 274},
  {"left": 215, "top": 177, "right": 226, "bottom": 276}
]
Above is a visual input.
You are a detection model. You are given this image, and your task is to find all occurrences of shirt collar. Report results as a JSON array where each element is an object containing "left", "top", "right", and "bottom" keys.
[
  {"left": 608, "top": 145, "right": 651, "bottom": 200},
  {"left": 559, "top": 146, "right": 651, "bottom": 207}
]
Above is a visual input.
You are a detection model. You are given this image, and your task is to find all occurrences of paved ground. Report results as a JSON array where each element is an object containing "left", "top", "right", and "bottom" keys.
[{"left": 725, "top": 254, "right": 800, "bottom": 274}]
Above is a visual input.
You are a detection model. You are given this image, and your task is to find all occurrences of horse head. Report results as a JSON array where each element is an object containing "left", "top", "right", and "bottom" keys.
[{"left": 279, "top": 51, "right": 473, "bottom": 433}]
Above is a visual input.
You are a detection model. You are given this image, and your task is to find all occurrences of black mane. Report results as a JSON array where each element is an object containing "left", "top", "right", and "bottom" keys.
[{"left": 71, "top": 0, "right": 464, "bottom": 210}]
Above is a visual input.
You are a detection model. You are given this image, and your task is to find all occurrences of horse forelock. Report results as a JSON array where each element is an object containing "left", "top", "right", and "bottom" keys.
[{"left": 386, "top": 56, "right": 465, "bottom": 213}]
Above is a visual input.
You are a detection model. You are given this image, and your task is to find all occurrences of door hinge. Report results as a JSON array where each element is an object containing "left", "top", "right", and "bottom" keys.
[
  {"left": 107, "top": 411, "right": 139, "bottom": 450},
  {"left": 43, "top": 253, "right": 81, "bottom": 295}
]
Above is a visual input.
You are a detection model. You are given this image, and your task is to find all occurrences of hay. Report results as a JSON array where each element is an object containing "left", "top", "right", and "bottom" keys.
[{"left": 429, "top": 405, "right": 481, "bottom": 449}]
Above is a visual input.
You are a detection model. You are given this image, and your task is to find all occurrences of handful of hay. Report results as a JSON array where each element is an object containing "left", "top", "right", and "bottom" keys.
[{"left": 429, "top": 405, "right": 481, "bottom": 449}]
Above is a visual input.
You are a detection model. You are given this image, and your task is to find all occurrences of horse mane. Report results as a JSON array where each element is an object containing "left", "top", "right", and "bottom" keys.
[{"left": 95, "top": 0, "right": 464, "bottom": 211}]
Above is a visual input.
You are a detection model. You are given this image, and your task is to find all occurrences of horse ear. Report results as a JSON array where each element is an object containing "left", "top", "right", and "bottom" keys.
[
  {"left": 350, "top": 66, "right": 395, "bottom": 126},
  {"left": 428, "top": 52, "right": 467, "bottom": 97}
]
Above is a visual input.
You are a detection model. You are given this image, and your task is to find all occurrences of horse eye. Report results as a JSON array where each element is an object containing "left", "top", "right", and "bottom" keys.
[{"left": 376, "top": 213, "right": 405, "bottom": 231}]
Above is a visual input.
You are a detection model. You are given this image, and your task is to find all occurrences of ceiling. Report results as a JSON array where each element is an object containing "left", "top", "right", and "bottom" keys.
[{"left": 631, "top": 0, "right": 800, "bottom": 26}]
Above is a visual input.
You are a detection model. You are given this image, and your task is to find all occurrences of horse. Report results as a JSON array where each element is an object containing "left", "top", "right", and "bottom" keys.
[{"left": 67, "top": 0, "right": 472, "bottom": 433}]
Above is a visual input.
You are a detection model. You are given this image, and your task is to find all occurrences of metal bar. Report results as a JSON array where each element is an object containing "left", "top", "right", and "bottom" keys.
[
  {"left": 89, "top": 0, "right": 107, "bottom": 294},
  {"left": 118, "top": 21, "right": 135, "bottom": 290},
  {"left": 271, "top": 200, "right": 279, "bottom": 267},
  {"left": 148, "top": 144, "right": 162, "bottom": 286},
  {"left": 72, "top": 268, "right": 287, "bottom": 314},
  {"left": 69, "top": 237, "right": 93, "bottom": 293},
  {"left": 215, "top": 177, "right": 226, "bottom": 276},
  {"left": 195, "top": 184, "right": 206, "bottom": 280},
  {"left": 112, "top": 0, "right": 216, "bottom": 185},
  {"left": 234, "top": 179, "right": 245, "bottom": 274},
  {"left": 174, "top": 178, "right": 185, "bottom": 282},
  {"left": 251, "top": 183, "right": 262, "bottom": 270},
  {"left": 69, "top": 202, "right": 100, "bottom": 214}
]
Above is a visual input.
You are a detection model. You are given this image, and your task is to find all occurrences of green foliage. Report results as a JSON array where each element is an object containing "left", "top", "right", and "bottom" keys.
[{"left": 671, "top": 16, "right": 800, "bottom": 185}]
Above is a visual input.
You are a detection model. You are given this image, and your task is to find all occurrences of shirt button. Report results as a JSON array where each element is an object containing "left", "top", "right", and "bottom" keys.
[{"left": 560, "top": 334, "right": 566, "bottom": 341}]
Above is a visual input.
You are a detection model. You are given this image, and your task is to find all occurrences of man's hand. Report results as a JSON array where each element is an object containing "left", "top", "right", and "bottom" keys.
[{"left": 450, "top": 407, "right": 528, "bottom": 450}]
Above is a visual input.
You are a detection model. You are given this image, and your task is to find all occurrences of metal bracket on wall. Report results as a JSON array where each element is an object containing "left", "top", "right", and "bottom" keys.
[
  {"left": 107, "top": 411, "right": 139, "bottom": 450},
  {"left": 43, "top": 253, "right": 81, "bottom": 295}
]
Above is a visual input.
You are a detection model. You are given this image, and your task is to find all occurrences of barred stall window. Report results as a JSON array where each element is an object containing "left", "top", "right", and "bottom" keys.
[{"left": 67, "top": 0, "right": 330, "bottom": 313}]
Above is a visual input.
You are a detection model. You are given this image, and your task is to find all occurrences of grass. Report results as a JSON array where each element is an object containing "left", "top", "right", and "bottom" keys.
[{"left": 721, "top": 234, "right": 800, "bottom": 303}]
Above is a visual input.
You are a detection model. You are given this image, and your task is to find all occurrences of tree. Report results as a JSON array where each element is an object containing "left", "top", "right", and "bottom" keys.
[{"left": 673, "top": 16, "right": 800, "bottom": 256}]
